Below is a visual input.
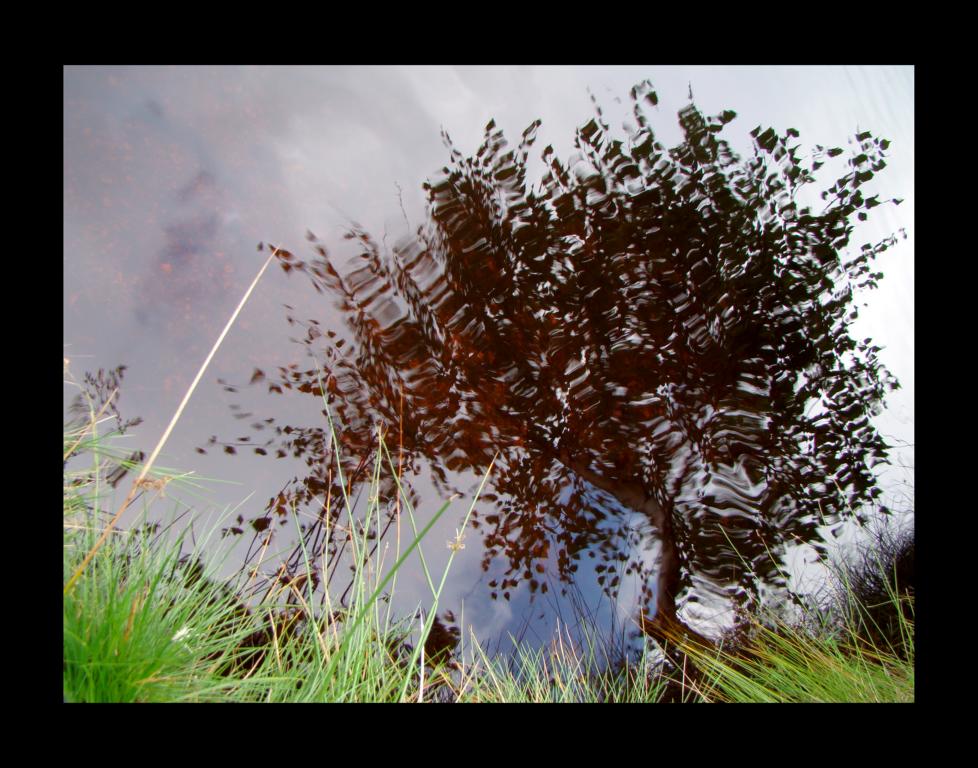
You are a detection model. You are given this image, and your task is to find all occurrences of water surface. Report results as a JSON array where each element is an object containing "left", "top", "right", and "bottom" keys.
[{"left": 64, "top": 65, "right": 914, "bottom": 653}]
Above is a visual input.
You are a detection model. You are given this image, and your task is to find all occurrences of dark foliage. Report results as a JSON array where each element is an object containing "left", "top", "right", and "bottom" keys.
[
  {"left": 837, "top": 519, "right": 914, "bottom": 660},
  {"left": 222, "top": 81, "right": 903, "bottom": 641}
]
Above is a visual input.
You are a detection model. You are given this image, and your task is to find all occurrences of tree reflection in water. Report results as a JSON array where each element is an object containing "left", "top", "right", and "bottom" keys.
[{"left": 210, "top": 81, "right": 903, "bottom": 648}]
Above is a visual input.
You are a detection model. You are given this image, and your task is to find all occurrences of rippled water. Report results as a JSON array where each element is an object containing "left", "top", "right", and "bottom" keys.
[{"left": 64, "top": 66, "right": 914, "bottom": 653}]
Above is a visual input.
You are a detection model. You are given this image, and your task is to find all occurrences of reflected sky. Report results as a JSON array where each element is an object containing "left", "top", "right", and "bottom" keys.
[{"left": 64, "top": 65, "right": 913, "bottom": 648}]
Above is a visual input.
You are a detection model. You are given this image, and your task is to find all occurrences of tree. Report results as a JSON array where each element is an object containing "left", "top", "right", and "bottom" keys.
[{"left": 218, "top": 80, "right": 902, "bottom": 644}]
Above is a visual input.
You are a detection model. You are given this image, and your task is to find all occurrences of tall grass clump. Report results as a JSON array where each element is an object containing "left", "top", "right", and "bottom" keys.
[
  {"left": 63, "top": 515, "right": 264, "bottom": 703},
  {"left": 669, "top": 516, "right": 915, "bottom": 703},
  {"left": 64, "top": 369, "right": 230, "bottom": 701}
]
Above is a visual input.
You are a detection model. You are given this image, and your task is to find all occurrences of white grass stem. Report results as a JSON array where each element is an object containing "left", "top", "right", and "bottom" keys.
[{"left": 65, "top": 248, "right": 280, "bottom": 595}]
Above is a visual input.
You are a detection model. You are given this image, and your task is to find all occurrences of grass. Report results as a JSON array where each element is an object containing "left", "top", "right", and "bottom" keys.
[
  {"left": 665, "top": 521, "right": 915, "bottom": 703},
  {"left": 64, "top": 385, "right": 242, "bottom": 702},
  {"left": 675, "top": 592, "right": 914, "bottom": 703},
  {"left": 448, "top": 620, "right": 668, "bottom": 703}
]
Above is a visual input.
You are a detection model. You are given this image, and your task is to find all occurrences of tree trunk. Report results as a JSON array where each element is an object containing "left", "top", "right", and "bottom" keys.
[{"left": 552, "top": 448, "right": 711, "bottom": 644}]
